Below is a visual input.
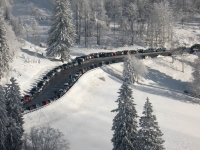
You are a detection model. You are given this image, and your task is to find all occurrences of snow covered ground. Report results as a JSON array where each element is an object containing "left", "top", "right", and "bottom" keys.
[{"left": 23, "top": 55, "right": 200, "bottom": 150}]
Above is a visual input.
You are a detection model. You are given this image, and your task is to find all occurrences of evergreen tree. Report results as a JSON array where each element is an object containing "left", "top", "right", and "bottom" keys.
[
  {"left": 123, "top": 53, "right": 135, "bottom": 84},
  {"left": 0, "top": 85, "right": 7, "bottom": 150},
  {"left": 5, "top": 77, "right": 24, "bottom": 150},
  {"left": 46, "top": 0, "right": 76, "bottom": 61},
  {"left": 136, "top": 97, "right": 165, "bottom": 150},
  {"left": 111, "top": 81, "right": 138, "bottom": 150},
  {"left": 0, "top": 10, "right": 11, "bottom": 79}
]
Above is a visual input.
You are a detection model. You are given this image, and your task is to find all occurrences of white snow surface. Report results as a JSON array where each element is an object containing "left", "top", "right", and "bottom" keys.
[{"left": 24, "top": 55, "right": 200, "bottom": 150}]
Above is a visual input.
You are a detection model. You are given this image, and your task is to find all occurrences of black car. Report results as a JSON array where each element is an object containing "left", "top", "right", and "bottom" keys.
[
  {"left": 99, "top": 61, "right": 104, "bottom": 66},
  {"left": 99, "top": 52, "right": 106, "bottom": 57},
  {"left": 94, "top": 53, "right": 100, "bottom": 58},
  {"left": 107, "top": 52, "right": 113, "bottom": 57},
  {"left": 190, "top": 44, "right": 200, "bottom": 53},
  {"left": 105, "top": 61, "right": 110, "bottom": 65},
  {"left": 116, "top": 51, "right": 124, "bottom": 55},
  {"left": 111, "top": 60, "right": 116, "bottom": 63},
  {"left": 130, "top": 50, "right": 137, "bottom": 54},
  {"left": 62, "top": 64, "right": 69, "bottom": 69},
  {"left": 90, "top": 64, "right": 95, "bottom": 69},
  {"left": 77, "top": 58, "right": 84, "bottom": 65},
  {"left": 79, "top": 68, "right": 86, "bottom": 74},
  {"left": 138, "top": 49, "right": 144, "bottom": 53}
]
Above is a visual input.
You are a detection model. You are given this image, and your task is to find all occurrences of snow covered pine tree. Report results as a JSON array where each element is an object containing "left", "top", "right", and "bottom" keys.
[
  {"left": 123, "top": 53, "right": 135, "bottom": 84},
  {"left": 46, "top": 0, "right": 76, "bottom": 61},
  {"left": 0, "top": 85, "right": 7, "bottom": 150},
  {"left": 111, "top": 81, "right": 138, "bottom": 150},
  {"left": 136, "top": 97, "right": 165, "bottom": 150},
  {"left": 5, "top": 78, "right": 24, "bottom": 150},
  {"left": 0, "top": 10, "right": 11, "bottom": 79}
]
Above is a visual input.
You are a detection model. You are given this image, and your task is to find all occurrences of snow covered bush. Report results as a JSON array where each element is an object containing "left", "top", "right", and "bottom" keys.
[{"left": 22, "top": 126, "right": 70, "bottom": 150}]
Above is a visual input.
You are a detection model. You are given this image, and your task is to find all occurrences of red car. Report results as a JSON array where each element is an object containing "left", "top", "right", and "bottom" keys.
[{"left": 24, "top": 95, "right": 32, "bottom": 103}]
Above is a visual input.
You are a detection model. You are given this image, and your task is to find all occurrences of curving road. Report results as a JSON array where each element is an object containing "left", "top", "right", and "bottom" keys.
[{"left": 24, "top": 51, "right": 171, "bottom": 108}]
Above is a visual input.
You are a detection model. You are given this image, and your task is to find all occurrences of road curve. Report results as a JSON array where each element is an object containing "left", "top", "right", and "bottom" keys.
[{"left": 24, "top": 51, "right": 171, "bottom": 108}]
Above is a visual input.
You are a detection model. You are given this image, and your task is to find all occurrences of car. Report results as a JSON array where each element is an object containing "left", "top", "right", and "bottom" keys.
[
  {"left": 73, "top": 74, "right": 81, "bottom": 80},
  {"left": 89, "top": 53, "right": 95, "bottom": 59},
  {"left": 79, "top": 68, "right": 86, "bottom": 74},
  {"left": 62, "top": 63, "right": 69, "bottom": 69},
  {"left": 190, "top": 44, "right": 200, "bottom": 53},
  {"left": 94, "top": 64, "right": 98, "bottom": 68},
  {"left": 72, "top": 61, "right": 78, "bottom": 66},
  {"left": 68, "top": 62, "right": 73, "bottom": 68},
  {"left": 99, "top": 61, "right": 105, "bottom": 66},
  {"left": 99, "top": 52, "right": 106, "bottom": 57},
  {"left": 105, "top": 61, "right": 110, "bottom": 65},
  {"left": 156, "top": 47, "right": 166, "bottom": 52},
  {"left": 80, "top": 55, "right": 89, "bottom": 60},
  {"left": 77, "top": 58, "right": 84, "bottom": 65},
  {"left": 111, "top": 60, "right": 116, "bottom": 63},
  {"left": 107, "top": 52, "right": 113, "bottom": 57},
  {"left": 113, "top": 52, "right": 117, "bottom": 56},
  {"left": 32, "top": 104, "right": 40, "bottom": 109},
  {"left": 29, "top": 87, "right": 39, "bottom": 96},
  {"left": 130, "top": 50, "right": 137, "bottom": 54},
  {"left": 64, "top": 83, "right": 69, "bottom": 86},
  {"left": 42, "top": 100, "right": 50, "bottom": 105},
  {"left": 116, "top": 51, "right": 124, "bottom": 55},
  {"left": 43, "top": 76, "right": 50, "bottom": 82},
  {"left": 37, "top": 81, "right": 45, "bottom": 87},
  {"left": 137, "top": 49, "right": 144, "bottom": 53},
  {"left": 24, "top": 95, "right": 32, "bottom": 103},
  {"left": 93, "top": 53, "right": 100, "bottom": 58},
  {"left": 144, "top": 48, "right": 155, "bottom": 53},
  {"left": 90, "top": 64, "right": 95, "bottom": 69},
  {"left": 123, "top": 50, "right": 130, "bottom": 55}
]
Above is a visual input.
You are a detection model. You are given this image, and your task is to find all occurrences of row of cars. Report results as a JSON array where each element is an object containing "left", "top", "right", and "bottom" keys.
[
  {"left": 22, "top": 59, "right": 123, "bottom": 113},
  {"left": 21, "top": 47, "right": 166, "bottom": 113}
]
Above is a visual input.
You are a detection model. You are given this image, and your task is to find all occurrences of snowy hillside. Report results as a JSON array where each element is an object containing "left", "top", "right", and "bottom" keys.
[{"left": 23, "top": 55, "right": 200, "bottom": 150}]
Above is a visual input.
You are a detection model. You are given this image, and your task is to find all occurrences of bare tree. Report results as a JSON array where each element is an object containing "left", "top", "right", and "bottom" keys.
[{"left": 22, "top": 126, "right": 70, "bottom": 150}]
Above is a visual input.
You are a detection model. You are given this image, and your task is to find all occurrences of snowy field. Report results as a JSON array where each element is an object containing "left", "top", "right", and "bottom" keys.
[{"left": 23, "top": 55, "right": 200, "bottom": 150}]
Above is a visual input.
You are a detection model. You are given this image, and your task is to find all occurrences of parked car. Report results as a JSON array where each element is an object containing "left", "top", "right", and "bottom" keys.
[
  {"left": 79, "top": 68, "right": 86, "bottom": 74},
  {"left": 111, "top": 60, "right": 116, "bottom": 63},
  {"left": 156, "top": 47, "right": 166, "bottom": 52},
  {"left": 62, "top": 64, "right": 69, "bottom": 69},
  {"left": 43, "top": 76, "right": 50, "bottom": 82},
  {"left": 93, "top": 53, "right": 100, "bottom": 58},
  {"left": 73, "top": 74, "right": 81, "bottom": 80},
  {"left": 77, "top": 58, "right": 84, "bottom": 65},
  {"left": 68, "top": 62, "right": 73, "bottom": 68},
  {"left": 190, "top": 44, "right": 200, "bottom": 53},
  {"left": 105, "top": 61, "right": 110, "bottom": 65},
  {"left": 80, "top": 55, "right": 90, "bottom": 60},
  {"left": 137, "top": 49, "right": 144, "bottom": 53},
  {"left": 89, "top": 54, "right": 95, "bottom": 59},
  {"left": 90, "top": 64, "right": 95, "bottom": 69},
  {"left": 99, "top": 52, "right": 106, "bottom": 57},
  {"left": 72, "top": 61, "right": 78, "bottom": 66},
  {"left": 94, "top": 64, "right": 98, "bottom": 68},
  {"left": 99, "top": 61, "right": 105, "bottom": 66},
  {"left": 144, "top": 48, "right": 155, "bottom": 53},
  {"left": 29, "top": 87, "right": 39, "bottom": 96},
  {"left": 123, "top": 50, "right": 130, "bottom": 55},
  {"left": 32, "top": 104, "right": 40, "bottom": 109},
  {"left": 42, "top": 100, "right": 50, "bottom": 105},
  {"left": 107, "top": 52, "right": 114, "bottom": 57},
  {"left": 130, "top": 50, "right": 137, "bottom": 54},
  {"left": 24, "top": 95, "right": 32, "bottom": 103},
  {"left": 116, "top": 51, "right": 124, "bottom": 55}
]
